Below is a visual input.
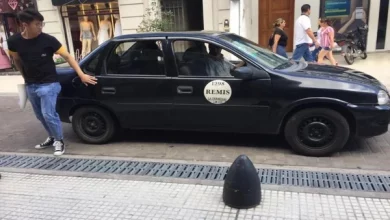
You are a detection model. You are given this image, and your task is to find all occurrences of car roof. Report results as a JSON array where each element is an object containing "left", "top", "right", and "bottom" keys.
[{"left": 113, "top": 31, "right": 227, "bottom": 40}]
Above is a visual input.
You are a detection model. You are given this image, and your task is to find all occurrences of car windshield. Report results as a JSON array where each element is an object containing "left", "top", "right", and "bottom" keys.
[{"left": 219, "top": 34, "right": 294, "bottom": 69}]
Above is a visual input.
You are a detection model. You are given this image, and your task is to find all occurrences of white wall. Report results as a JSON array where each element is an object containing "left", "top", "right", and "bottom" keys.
[
  {"left": 118, "top": 0, "right": 145, "bottom": 34},
  {"left": 216, "top": 0, "right": 230, "bottom": 31},
  {"left": 202, "top": 0, "right": 214, "bottom": 30},
  {"left": 36, "top": 0, "right": 66, "bottom": 48},
  {"left": 293, "top": 0, "right": 320, "bottom": 47},
  {"left": 250, "top": 0, "right": 259, "bottom": 43}
]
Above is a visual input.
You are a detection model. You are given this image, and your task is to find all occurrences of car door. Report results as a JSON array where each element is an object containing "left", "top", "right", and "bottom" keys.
[
  {"left": 169, "top": 39, "right": 272, "bottom": 133},
  {"left": 94, "top": 39, "right": 174, "bottom": 129}
]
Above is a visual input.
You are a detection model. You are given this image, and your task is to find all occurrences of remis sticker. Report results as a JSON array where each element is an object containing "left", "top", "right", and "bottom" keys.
[{"left": 204, "top": 80, "right": 232, "bottom": 104}]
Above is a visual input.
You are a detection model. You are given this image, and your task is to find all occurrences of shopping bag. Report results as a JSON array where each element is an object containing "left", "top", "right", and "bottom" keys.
[{"left": 17, "top": 84, "right": 27, "bottom": 109}]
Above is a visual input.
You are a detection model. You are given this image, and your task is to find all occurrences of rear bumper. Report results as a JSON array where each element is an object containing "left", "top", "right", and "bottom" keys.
[{"left": 349, "top": 104, "right": 390, "bottom": 137}]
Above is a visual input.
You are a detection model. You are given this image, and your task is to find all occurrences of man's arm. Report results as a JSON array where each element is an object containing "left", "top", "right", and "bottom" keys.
[
  {"left": 305, "top": 28, "right": 317, "bottom": 43},
  {"left": 301, "top": 18, "right": 319, "bottom": 47},
  {"left": 9, "top": 51, "right": 23, "bottom": 73},
  {"left": 55, "top": 46, "right": 97, "bottom": 85}
]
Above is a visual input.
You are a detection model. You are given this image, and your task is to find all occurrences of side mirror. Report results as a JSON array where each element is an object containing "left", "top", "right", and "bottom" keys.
[{"left": 231, "top": 66, "right": 253, "bottom": 80}]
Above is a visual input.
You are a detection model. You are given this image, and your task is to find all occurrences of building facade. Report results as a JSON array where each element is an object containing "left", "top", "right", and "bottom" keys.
[{"left": 28, "top": 0, "right": 390, "bottom": 59}]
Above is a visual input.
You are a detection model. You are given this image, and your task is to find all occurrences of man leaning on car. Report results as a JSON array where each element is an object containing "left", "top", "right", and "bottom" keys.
[{"left": 7, "top": 9, "right": 97, "bottom": 156}]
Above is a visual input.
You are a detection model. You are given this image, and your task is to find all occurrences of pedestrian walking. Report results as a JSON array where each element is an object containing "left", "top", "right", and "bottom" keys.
[
  {"left": 317, "top": 18, "right": 337, "bottom": 65},
  {"left": 311, "top": 18, "right": 323, "bottom": 61},
  {"left": 292, "top": 4, "right": 319, "bottom": 62},
  {"left": 270, "top": 18, "right": 289, "bottom": 58},
  {"left": 7, "top": 9, "right": 97, "bottom": 156}
]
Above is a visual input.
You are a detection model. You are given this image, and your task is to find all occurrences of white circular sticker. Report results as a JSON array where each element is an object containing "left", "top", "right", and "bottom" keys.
[{"left": 204, "top": 80, "right": 232, "bottom": 104}]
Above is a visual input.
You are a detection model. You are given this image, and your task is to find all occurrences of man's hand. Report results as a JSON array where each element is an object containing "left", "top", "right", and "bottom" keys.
[
  {"left": 80, "top": 73, "right": 98, "bottom": 86},
  {"left": 55, "top": 46, "right": 98, "bottom": 86},
  {"left": 315, "top": 41, "right": 320, "bottom": 48}
]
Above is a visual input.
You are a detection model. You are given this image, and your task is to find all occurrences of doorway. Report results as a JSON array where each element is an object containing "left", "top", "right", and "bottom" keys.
[
  {"left": 161, "top": 0, "right": 204, "bottom": 31},
  {"left": 258, "top": 0, "right": 295, "bottom": 51},
  {"left": 376, "top": 0, "right": 389, "bottom": 49}
]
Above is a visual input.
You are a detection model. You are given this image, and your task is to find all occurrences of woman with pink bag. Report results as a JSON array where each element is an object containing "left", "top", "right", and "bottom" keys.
[{"left": 317, "top": 18, "right": 337, "bottom": 65}]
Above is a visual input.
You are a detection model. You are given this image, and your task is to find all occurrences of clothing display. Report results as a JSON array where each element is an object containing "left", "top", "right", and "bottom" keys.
[
  {"left": 79, "top": 17, "right": 96, "bottom": 58},
  {"left": 0, "top": 32, "right": 11, "bottom": 70},
  {"left": 81, "top": 30, "right": 93, "bottom": 39},
  {"left": 98, "top": 21, "right": 111, "bottom": 45},
  {"left": 114, "top": 20, "right": 122, "bottom": 37}
]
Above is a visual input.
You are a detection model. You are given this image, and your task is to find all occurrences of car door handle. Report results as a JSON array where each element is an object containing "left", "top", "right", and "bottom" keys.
[
  {"left": 101, "top": 87, "right": 116, "bottom": 95},
  {"left": 177, "top": 86, "right": 193, "bottom": 94}
]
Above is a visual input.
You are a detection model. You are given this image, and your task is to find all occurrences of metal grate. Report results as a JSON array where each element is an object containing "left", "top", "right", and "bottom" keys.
[
  {"left": 161, "top": 0, "right": 187, "bottom": 31},
  {"left": 1, "top": 154, "right": 390, "bottom": 192}
]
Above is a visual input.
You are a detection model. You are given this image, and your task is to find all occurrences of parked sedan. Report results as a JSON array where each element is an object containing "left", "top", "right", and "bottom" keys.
[{"left": 56, "top": 31, "right": 390, "bottom": 157}]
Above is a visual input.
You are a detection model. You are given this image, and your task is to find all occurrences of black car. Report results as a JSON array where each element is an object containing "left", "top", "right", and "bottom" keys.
[{"left": 56, "top": 31, "right": 390, "bottom": 157}]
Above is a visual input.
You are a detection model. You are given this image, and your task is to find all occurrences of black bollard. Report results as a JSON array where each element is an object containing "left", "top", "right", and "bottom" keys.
[{"left": 223, "top": 155, "right": 261, "bottom": 209}]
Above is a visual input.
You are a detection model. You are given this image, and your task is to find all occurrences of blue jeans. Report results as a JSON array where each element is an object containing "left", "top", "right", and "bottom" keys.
[
  {"left": 26, "top": 82, "right": 63, "bottom": 140},
  {"left": 292, "top": 43, "right": 314, "bottom": 62},
  {"left": 276, "top": 45, "right": 288, "bottom": 58},
  {"left": 311, "top": 46, "right": 322, "bottom": 61}
]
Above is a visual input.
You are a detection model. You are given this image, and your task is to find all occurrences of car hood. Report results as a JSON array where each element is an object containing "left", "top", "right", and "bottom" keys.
[{"left": 296, "top": 64, "right": 386, "bottom": 90}]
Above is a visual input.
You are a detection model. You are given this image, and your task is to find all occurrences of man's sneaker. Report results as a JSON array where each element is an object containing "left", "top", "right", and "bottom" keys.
[
  {"left": 35, "top": 137, "right": 54, "bottom": 149},
  {"left": 53, "top": 140, "right": 65, "bottom": 156}
]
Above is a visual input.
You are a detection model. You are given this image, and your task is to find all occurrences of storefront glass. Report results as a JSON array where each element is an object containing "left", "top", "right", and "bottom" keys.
[
  {"left": 61, "top": 1, "right": 120, "bottom": 61},
  {"left": 0, "top": 0, "right": 37, "bottom": 70},
  {"left": 320, "top": 0, "right": 370, "bottom": 35}
]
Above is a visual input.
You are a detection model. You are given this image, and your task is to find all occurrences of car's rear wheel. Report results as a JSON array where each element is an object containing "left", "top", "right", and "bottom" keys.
[
  {"left": 72, "top": 107, "right": 117, "bottom": 144},
  {"left": 284, "top": 108, "right": 350, "bottom": 157}
]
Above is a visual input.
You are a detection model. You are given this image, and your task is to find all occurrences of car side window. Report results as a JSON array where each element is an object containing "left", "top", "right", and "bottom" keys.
[
  {"left": 173, "top": 40, "right": 246, "bottom": 77},
  {"left": 84, "top": 53, "right": 101, "bottom": 73},
  {"left": 106, "top": 40, "right": 165, "bottom": 76}
]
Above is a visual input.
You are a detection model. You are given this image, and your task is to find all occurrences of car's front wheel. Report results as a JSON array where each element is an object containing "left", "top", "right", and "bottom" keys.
[
  {"left": 72, "top": 107, "right": 117, "bottom": 144},
  {"left": 284, "top": 108, "right": 350, "bottom": 157}
]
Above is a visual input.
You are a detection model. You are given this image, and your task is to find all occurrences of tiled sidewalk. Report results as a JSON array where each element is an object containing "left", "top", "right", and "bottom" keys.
[{"left": 1, "top": 172, "right": 390, "bottom": 220}]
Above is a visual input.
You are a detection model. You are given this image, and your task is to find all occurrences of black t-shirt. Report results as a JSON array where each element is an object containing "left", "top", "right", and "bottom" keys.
[
  {"left": 274, "top": 28, "right": 288, "bottom": 47},
  {"left": 7, "top": 33, "right": 62, "bottom": 84}
]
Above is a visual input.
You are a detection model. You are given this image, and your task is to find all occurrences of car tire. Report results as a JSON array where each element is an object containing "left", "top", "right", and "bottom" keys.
[
  {"left": 284, "top": 108, "right": 350, "bottom": 157},
  {"left": 72, "top": 107, "right": 117, "bottom": 144}
]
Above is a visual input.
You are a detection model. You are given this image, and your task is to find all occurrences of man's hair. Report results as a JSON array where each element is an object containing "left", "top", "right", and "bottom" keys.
[
  {"left": 301, "top": 4, "right": 311, "bottom": 13},
  {"left": 17, "top": 8, "right": 44, "bottom": 24}
]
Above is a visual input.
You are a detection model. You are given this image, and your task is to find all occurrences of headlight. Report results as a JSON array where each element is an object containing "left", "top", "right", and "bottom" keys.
[{"left": 377, "top": 90, "right": 389, "bottom": 105}]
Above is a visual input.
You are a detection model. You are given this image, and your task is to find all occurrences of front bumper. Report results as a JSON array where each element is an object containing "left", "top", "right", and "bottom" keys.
[{"left": 348, "top": 104, "right": 390, "bottom": 137}]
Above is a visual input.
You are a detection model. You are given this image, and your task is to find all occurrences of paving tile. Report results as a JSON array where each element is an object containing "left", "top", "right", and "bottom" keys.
[{"left": 1, "top": 172, "right": 390, "bottom": 219}]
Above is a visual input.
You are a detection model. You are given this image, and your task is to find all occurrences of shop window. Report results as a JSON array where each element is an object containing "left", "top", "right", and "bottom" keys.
[
  {"left": 320, "top": 0, "right": 370, "bottom": 37},
  {"left": 61, "top": 2, "right": 121, "bottom": 61},
  {"left": 106, "top": 40, "right": 165, "bottom": 76}
]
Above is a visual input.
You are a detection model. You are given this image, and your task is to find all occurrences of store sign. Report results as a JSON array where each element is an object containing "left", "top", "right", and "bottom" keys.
[
  {"left": 324, "top": 0, "right": 351, "bottom": 17},
  {"left": 8, "top": 0, "right": 18, "bottom": 10},
  {"left": 0, "top": 0, "right": 36, "bottom": 13}
]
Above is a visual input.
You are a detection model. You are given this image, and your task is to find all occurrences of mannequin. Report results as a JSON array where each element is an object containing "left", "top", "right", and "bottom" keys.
[
  {"left": 79, "top": 16, "right": 96, "bottom": 58},
  {"left": 98, "top": 15, "right": 112, "bottom": 45},
  {"left": 0, "top": 25, "right": 11, "bottom": 70},
  {"left": 113, "top": 14, "right": 122, "bottom": 37}
]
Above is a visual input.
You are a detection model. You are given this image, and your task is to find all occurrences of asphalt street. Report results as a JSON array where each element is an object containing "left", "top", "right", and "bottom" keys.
[{"left": 1, "top": 95, "right": 390, "bottom": 171}]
